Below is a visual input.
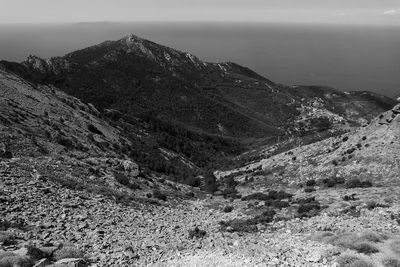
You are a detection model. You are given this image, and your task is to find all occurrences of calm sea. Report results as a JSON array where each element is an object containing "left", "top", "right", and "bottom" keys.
[{"left": 0, "top": 22, "right": 399, "bottom": 97}]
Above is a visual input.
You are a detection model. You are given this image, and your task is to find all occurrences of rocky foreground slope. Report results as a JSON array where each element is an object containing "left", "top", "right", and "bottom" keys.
[{"left": 0, "top": 68, "right": 400, "bottom": 266}]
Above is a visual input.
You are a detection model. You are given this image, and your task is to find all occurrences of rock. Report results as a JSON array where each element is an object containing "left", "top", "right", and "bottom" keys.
[
  {"left": 33, "top": 258, "right": 52, "bottom": 267},
  {"left": 307, "top": 251, "right": 321, "bottom": 263},
  {"left": 121, "top": 160, "right": 139, "bottom": 177},
  {"left": 13, "top": 247, "right": 28, "bottom": 257},
  {"left": 52, "top": 258, "right": 86, "bottom": 267}
]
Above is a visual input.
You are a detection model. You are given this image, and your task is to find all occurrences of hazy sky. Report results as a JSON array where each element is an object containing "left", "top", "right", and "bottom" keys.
[{"left": 1, "top": 0, "right": 400, "bottom": 25}]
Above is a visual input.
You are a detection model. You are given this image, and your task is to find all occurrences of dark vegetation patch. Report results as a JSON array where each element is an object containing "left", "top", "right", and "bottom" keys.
[
  {"left": 342, "top": 194, "right": 358, "bottom": 201},
  {"left": 188, "top": 227, "right": 206, "bottom": 239},
  {"left": 114, "top": 171, "right": 141, "bottom": 190},
  {"left": 241, "top": 190, "right": 293, "bottom": 201},
  {"left": 305, "top": 179, "right": 316, "bottom": 187},
  {"left": 320, "top": 177, "right": 345, "bottom": 188},
  {"left": 304, "top": 187, "right": 316, "bottom": 193},
  {"left": 152, "top": 189, "right": 167, "bottom": 201},
  {"left": 223, "top": 206, "right": 233, "bottom": 213},
  {"left": 345, "top": 179, "right": 373, "bottom": 189},
  {"left": 365, "top": 201, "right": 389, "bottom": 210},
  {"left": 87, "top": 123, "right": 103, "bottom": 135},
  {"left": 294, "top": 197, "right": 323, "bottom": 218},
  {"left": 219, "top": 209, "right": 276, "bottom": 233}
]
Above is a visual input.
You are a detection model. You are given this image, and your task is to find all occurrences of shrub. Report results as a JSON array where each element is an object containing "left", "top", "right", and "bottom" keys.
[
  {"left": 0, "top": 232, "right": 16, "bottom": 246},
  {"left": 345, "top": 179, "right": 373, "bottom": 189},
  {"left": 87, "top": 124, "right": 103, "bottom": 135},
  {"left": 27, "top": 245, "right": 46, "bottom": 260},
  {"left": 296, "top": 197, "right": 322, "bottom": 217},
  {"left": 0, "top": 150, "right": 13, "bottom": 159},
  {"left": 342, "top": 136, "right": 349, "bottom": 142},
  {"left": 306, "top": 180, "right": 316, "bottom": 186},
  {"left": 298, "top": 203, "right": 320, "bottom": 214},
  {"left": 186, "top": 192, "right": 195, "bottom": 198},
  {"left": 382, "top": 257, "right": 400, "bottom": 267},
  {"left": 359, "top": 232, "right": 384, "bottom": 243},
  {"left": 152, "top": 190, "right": 167, "bottom": 201},
  {"left": 242, "top": 190, "right": 292, "bottom": 201},
  {"left": 304, "top": 187, "right": 316, "bottom": 193},
  {"left": 223, "top": 206, "right": 233, "bottom": 213},
  {"left": 56, "top": 135, "right": 74, "bottom": 148},
  {"left": 343, "top": 194, "right": 357, "bottom": 201},
  {"left": 202, "top": 173, "right": 218, "bottom": 193},
  {"left": 188, "top": 227, "right": 206, "bottom": 239},
  {"left": 265, "top": 199, "right": 290, "bottom": 209},
  {"left": 336, "top": 253, "right": 374, "bottom": 267},
  {"left": 366, "top": 201, "right": 388, "bottom": 210},
  {"left": 114, "top": 171, "right": 130, "bottom": 186},
  {"left": 53, "top": 246, "right": 84, "bottom": 261},
  {"left": 323, "top": 177, "right": 345, "bottom": 188},
  {"left": 219, "top": 209, "right": 276, "bottom": 233},
  {"left": 352, "top": 242, "right": 379, "bottom": 254}
]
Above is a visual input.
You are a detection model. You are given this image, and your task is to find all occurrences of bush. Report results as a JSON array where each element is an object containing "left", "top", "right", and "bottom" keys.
[
  {"left": 322, "top": 177, "right": 345, "bottom": 188},
  {"left": 0, "top": 150, "right": 13, "bottom": 159},
  {"left": 336, "top": 253, "right": 374, "bottom": 267},
  {"left": 223, "top": 206, "right": 233, "bottom": 213},
  {"left": 188, "top": 227, "right": 206, "bottom": 239},
  {"left": 53, "top": 246, "right": 84, "bottom": 261},
  {"left": 56, "top": 135, "right": 74, "bottom": 148},
  {"left": 304, "top": 187, "right": 316, "bottom": 193},
  {"left": 306, "top": 180, "right": 316, "bottom": 186},
  {"left": 343, "top": 194, "right": 357, "bottom": 201},
  {"left": 152, "top": 190, "right": 167, "bottom": 201},
  {"left": 352, "top": 242, "right": 379, "bottom": 254},
  {"left": 382, "top": 257, "right": 400, "bottom": 267},
  {"left": 27, "top": 245, "right": 45, "bottom": 260},
  {"left": 241, "top": 190, "right": 292, "bottom": 201},
  {"left": 345, "top": 179, "right": 373, "bottom": 189},
  {"left": 296, "top": 197, "right": 322, "bottom": 217},
  {"left": 359, "top": 231, "right": 384, "bottom": 243},
  {"left": 265, "top": 199, "right": 290, "bottom": 209},
  {"left": 298, "top": 203, "right": 320, "bottom": 214},
  {"left": 219, "top": 209, "right": 276, "bottom": 233},
  {"left": 114, "top": 171, "right": 130, "bottom": 186},
  {"left": 87, "top": 123, "right": 103, "bottom": 135},
  {"left": 114, "top": 172, "right": 140, "bottom": 190},
  {"left": 0, "top": 231, "right": 16, "bottom": 246}
]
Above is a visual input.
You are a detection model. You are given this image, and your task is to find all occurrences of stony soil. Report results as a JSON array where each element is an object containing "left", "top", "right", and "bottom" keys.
[{"left": 2, "top": 156, "right": 400, "bottom": 267}]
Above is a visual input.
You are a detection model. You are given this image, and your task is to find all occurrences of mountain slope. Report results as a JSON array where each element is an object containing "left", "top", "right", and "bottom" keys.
[
  {"left": 217, "top": 103, "right": 400, "bottom": 187},
  {"left": 0, "top": 34, "right": 396, "bottom": 140}
]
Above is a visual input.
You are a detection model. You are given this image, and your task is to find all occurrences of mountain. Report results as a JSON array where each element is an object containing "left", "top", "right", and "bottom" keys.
[{"left": 0, "top": 34, "right": 396, "bottom": 140}]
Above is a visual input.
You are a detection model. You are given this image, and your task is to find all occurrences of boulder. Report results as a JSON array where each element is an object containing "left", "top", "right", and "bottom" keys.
[
  {"left": 52, "top": 258, "right": 85, "bottom": 267},
  {"left": 33, "top": 258, "right": 52, "bottom": 267},
  {"left": 121, "top": 160, "right": 139, "bottom": 177}
]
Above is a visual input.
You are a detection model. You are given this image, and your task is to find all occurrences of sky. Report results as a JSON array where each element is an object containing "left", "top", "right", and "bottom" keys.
[{"left": 1, "top": 0, "right": 400, "bottom": 25}]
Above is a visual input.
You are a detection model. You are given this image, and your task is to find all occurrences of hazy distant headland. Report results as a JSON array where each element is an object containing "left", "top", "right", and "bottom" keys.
[{"left": 1, "top": 21, "right": 399, "bottom": 97}]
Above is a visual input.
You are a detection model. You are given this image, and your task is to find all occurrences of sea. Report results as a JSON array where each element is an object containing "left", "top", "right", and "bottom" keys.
[{"left": 0, "top": 22, "right": 399, "bottom": 98}]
